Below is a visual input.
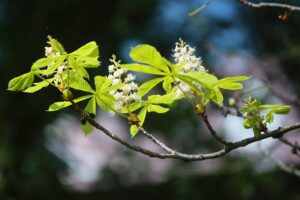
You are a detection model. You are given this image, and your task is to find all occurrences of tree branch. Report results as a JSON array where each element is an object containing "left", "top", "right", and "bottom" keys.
[
  {"left": 237, "top": 0, "right": 300, "bottom": 12},
  {"left": 200, "top": 114, "right": 233, "bottom": 146},
  {"left": 70, "top": 99, "right": 300, "bottom": 161}
]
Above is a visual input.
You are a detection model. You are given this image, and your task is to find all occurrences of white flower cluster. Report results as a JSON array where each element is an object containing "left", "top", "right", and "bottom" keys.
[
  {"left": 44, "top": 43, "right": 67, "bottom": 91},
  {"left": 173, "top": 38, "right": 205, "bottom": 73},
  {"left": 108, "top": 55, "right": 140, "bottom": 111},
  {"left": 44, "top": 46, "right": 61, "bottom": 58},
  {"left": 173, "top": 39, "right": 206, "bottom": 97}
]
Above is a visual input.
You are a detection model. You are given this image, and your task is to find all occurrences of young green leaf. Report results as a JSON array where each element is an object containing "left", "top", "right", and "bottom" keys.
[
  {"left": 183, "top": 72, "right": 218, "bottom": 89},
  {"left": 68, "top": 55, "right": 90, "bottom": 79},
  {"left": 148, "top": 93, "right": 176, "bottom": 105},
  {"left": 216, "top": 76, "right": 250, "bottom": 90},
  {"left": 23, "top": 78, "right": 54, "bottom": 93},
  {"left": 95, "top": 93, "right": 115, "bottom": 111},
  {"left": 130, "top": 107, "right": 147, "bottom": 136},
  {"left": 129, "top": 44, "right": 170, "bottom": 73},
  {"left": 94, "top": 76, "right": 113, "bottom": 93},
  {"left": 265, "top": 110, "right": 274, "bottom": 123},
  {"left": 138, "top": 77, "right": 165, "bottom": 97},
  {"left": 7, "top": 72, "right": 34, "bottom": 91},
  {"left": 31, "top": 57, "right": 58, "bottom": 71},
  {"left": 76, "top": 56, "right": 100, "bottom": 68},
  {"left": 38, "top": 56, "right": 67, "bottom": 76},
  {"left": 120, "top": 63, "right": 166, "bottom": 75},
  {"left": 162, "top": 76, "right": 173, "bottom": 93},
  {"left": 70, "top": 41, "right": 99, "bottom": 57},
  {"left": 48, "top": 36, "right": 65, "bottom": 54},
  {"left": 212, "top": 87, "right": 223, "bottom": 104},
  {"left": 147, "top": 104, "right": 169, "bottom": 113},
  {"left": 81, "top": 97, "right": 97, "bottom": 135},
  {"left": 47, "top": 95, "right": 92, "bottom": 112},
  {"left": 272, "top": 105, "right": 291, "bottom": 114},
  {"left": 69, "top": 72, "right": 94, "bottom": 93}
]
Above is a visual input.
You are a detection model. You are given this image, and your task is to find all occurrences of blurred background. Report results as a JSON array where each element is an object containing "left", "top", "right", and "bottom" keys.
[{"left": 1, "top": 0, "right": 300, "bottom": 199}]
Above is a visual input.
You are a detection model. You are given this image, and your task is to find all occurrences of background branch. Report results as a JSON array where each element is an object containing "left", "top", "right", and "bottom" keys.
[
  {"left": 237, "top": 0, "right": 300, "bottom": 12},
  {"left": 259, "top": 143, "right": 300, "bottom": 177}
]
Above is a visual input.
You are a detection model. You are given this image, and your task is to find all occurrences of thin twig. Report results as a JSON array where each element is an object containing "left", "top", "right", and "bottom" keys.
[
  {"left": 279, "top": 138, "right": 300, "bottom": 151},
  {"left": 188, "top": 0, "right": 213, "bottom": 16},
  {"left": 237, "top": 0, "right": 300, "bottom": 12},
  {"left": 138, "top": 125, "right": 176, "bottom": 154},
  {"left": 200, "top": 114, "right": 233, "bottom": 146},
  {"left": 279, "top": 137, "right": 300, "bottom": 158},
  {"left": 218, "top": 103, "right": 243, "bottom": 118}
]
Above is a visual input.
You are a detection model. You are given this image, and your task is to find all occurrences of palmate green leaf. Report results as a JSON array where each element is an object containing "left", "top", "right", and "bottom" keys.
[
  {"left": 70, "top": 41, "right": 99, "bottom": 58},
  {"left": 129, "top": 44, "right": 170, "bottom": 73},
  {"left": 120, "top": 63, "right": 166, "bottom": 75},
  {"left": 94, "top": 76, "right": 112, "bottom": 93},
  {"left": 147, "top": 104, "right": 169, "bottom": 113},
  {"left": 259, "top": 105, "right": 291, "bottom": 114},
  {"left": 183, "top": 72, "right": 218, "bottom": 89},
  {"left": 48, "top": 36, "right": 65, "bottom": 54},
  {"left": 138, "top": 77, "right": 165, "bottom": 97},
  {"left": 47, "top": 95, "right": 92, "bottom": 111},
  {"left": 163, "top": 76, "right": 173, "bottom": 93},
  {"left": 23, "top": 78, "right": 54, "bottom": 93},
  {"left": 201, "top": 87, "right": 224, "bottom": 105},
  {"left": 38, "top": 56, "right": 67, "bottom": 76},
  {"left": 95, "top": 93, "right": 115, "bottom": 111},
  {"left": 81, "top": 97, "right": 97, "bottom": 135},
  {"left": 271, "top": 105, "right": 291, "bottom": 114},
  {"left": 217, "top": 76, "right": 250, "bottom": 90},
  {"left": 266, "top": 110, "right": 274, "bottom": 123},
  {"left": 68, "top": 55, "right": 90, "bottom": 79},
  {"left": 212, "top": 87, "right": 223, "bottom": 104},
  {"left": 121, "top": 102, "right": 145, "bottom": 113},
  {"left": 31, "top": 57, "right": 58, "bottom": 71},
  {"left": 175, "top": 74, "right": 201, "bottom": 93},
  {"left": 94, "top": 75, "right": 123, "bottom": 94},
  {"left": 76, "top": 56, "right": 100, "bottom": 68},
  {"left": 148, "top": 93, "right": 176, "bottom": 104},
  {"left": 7, "top": 72, "right": 34, "bottom": 91},
  {"left": 130, "top": 107, "right": 147, "bottom": 136},
  {"left": 69, "top": 72, "right": 94, "bottom": 93}
]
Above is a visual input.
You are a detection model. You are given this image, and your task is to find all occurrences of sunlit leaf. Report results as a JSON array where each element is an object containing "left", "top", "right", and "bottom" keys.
[
  {"left": 47, "top": 95, "right": 92, "bottom": 111},
  {"left": 94, "top": 76, "right": 112, "bottom": 93},
  {"left": 38, "top": 56, "right": 67, "bottom": 76},
  {"left": 70, "top": 41, "right": 99, "bottom": 57},
  {"left": 130, "top": 107, "right": 147, "bottom": 136},
  {"left": 163, "top": 76, "right": 173, "bottom": 93},
  {"left": 23, "top": 78, "right": 54, "bottom": 93},
  {"left": 120, "top": 63, "right": 166, "bottom": 75},
  {"left": 95, "top": 93, "right": 115, "bottom": 111},
  {"left": 68, "top": 55, "right": 90, "bottom": 79},
  {"left": 138, "top": 77, "right": 164, "bottom": 97},
  {"left": 81, "top": 97, "right": 97, "bottom": 135},
  {"left": 31, "top": 57, "right": 58, "bottom": 71},
  {"left": 76, "top": 56, "right": 100, "bottom": 68},
  {"left": 147, "top": 104, "right": 169, "bottom": 113},
  {"left": 7, "top": 72, "right": 34, "bottom": 91},
  {"left": 69, "top": 72, "right": 94, "bottom": 93},
  {"left": 148, "top": 94, "right": 176, "bottom": 105},
  {"left": 129, "top": 44, "right": 170, "bottom": 73},
  {"left": 48, "top": 36, "right": 65, "bottom": 54},
  {"left": 217, "top": 76, "right": 250, "bottom": 90},
  {"left": 272, "top": 105, "right": 291, "bottom": 114}
]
